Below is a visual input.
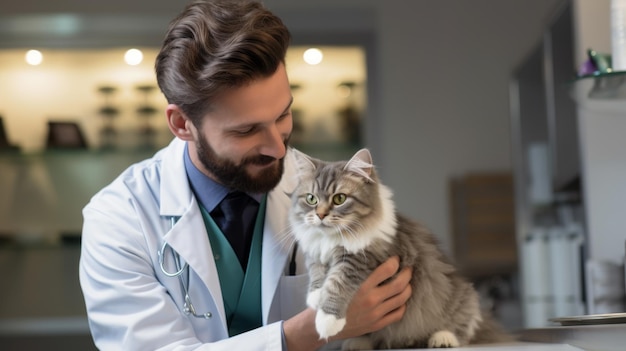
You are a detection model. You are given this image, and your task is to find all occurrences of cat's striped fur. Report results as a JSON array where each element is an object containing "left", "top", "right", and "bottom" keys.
[{"left": 288, "top": 148, "right": 511, "bottom": 350}]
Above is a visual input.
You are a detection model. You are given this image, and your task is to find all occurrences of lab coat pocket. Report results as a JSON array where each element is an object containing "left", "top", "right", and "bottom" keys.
[{"left": 279, "top": 273, "right": 309, "bottom": 319}]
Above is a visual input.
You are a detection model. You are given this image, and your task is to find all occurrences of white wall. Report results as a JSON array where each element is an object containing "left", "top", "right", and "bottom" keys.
[
  {"left": 0, "top": 0, "right": 563, "bottom": 251},
  {"left": 374, "top": 0, "right": 561, "bottom": 251}
]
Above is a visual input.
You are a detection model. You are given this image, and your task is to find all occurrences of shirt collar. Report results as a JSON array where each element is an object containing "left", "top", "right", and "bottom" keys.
[{"left": 183, "top": 144, "right": 262, "bottom": 212}]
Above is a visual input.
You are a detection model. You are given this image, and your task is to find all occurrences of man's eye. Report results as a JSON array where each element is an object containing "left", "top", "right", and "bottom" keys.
[
  {"left": 234, "top": 127, "right": 254, "bottom": 135},
  {"left": 305, "top": 194, "right": 318, "bottom": 206},
  {"left": 278, "top": 111, "right": 291, "bottom": 121}
]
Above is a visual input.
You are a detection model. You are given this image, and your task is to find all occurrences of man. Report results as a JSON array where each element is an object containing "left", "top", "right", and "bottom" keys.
[{"left": 79, "top": 1, "right": 411, "bottom": 350}]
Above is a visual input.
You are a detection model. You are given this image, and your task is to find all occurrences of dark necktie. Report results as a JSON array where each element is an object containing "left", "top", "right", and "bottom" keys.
[{"left": 211, "top": 191, "right": 259, "bottom": 270}]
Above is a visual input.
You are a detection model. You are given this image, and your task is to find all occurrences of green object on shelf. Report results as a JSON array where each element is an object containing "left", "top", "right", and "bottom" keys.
[
  {"left": 569, "top": 49, "right": 626, "bottom": 99},
  {"left": 588, "top": 49, "right": 612, "bottom": 74}
]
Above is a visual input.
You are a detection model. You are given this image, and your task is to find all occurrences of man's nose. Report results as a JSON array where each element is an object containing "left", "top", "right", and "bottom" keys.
[{"left": 261, "top": 124, "right": 288, "bottom": 159}]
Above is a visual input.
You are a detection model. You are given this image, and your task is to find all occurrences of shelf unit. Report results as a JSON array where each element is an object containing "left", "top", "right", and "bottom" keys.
[{"left": 509, "top": 0, "right": 587, "bottom": 327}]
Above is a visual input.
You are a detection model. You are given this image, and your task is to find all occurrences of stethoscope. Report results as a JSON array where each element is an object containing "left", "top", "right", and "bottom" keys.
[
  {"left": 157, "top": 216, "right": 299, "bottom": 320},
  {"left": 158, "top": 217, "right": 213, "bottom": 319}
]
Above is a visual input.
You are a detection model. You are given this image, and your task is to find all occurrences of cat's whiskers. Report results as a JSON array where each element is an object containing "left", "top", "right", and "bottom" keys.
[
  {"left": 334, "top": 225, "right": 349, "bottom": 240},
  {"left": 336, "top": 224, "right": 365, "bottom": 258},
  {"left": 273, "top": 221, "right": 299, "bottom": 252},
  {"left": 337, "top": 224, "right": 357, "bottom": 241},
  {"left": 345, "top": 218, "right": 367, "bottom": 232},
  {"left": 340, "top": 218, "right": 367, "bottom": 241}
]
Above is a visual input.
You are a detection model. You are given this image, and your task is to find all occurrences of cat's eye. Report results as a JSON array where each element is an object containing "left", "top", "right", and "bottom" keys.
[
  {"left": 332, "top": 193, "right": 347, "bottom": 205},
  {"left": 305, "top": 194, "right": 318, "bottom": 206}
]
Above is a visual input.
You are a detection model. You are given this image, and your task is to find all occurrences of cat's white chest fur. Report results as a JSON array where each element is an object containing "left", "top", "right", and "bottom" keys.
[{"left": 298, "top": 225, "right": 391, "bottom": 264}]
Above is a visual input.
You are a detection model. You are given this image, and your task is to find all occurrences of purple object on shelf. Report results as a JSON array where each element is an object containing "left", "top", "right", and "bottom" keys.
[{"left": 578, "top": 59, "right": 597, "bottom": 76}]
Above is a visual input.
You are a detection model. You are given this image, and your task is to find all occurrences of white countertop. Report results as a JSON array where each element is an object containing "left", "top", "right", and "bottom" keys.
[
  {"left": 518, "top": 323, "right": 626, "bottom": 351},
  {"left": 408, "top": 342, "right": 581, "bottom": 351}
]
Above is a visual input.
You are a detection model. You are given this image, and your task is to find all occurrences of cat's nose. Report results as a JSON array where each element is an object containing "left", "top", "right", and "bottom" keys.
[{"left": 317, "top": 212, "right": 326, "bottom": 220}]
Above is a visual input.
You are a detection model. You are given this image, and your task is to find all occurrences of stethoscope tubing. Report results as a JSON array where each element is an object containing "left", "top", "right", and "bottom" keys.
[
  {"left": 155, "top": 214, "right": 299, "bottom": 320},
  {"left": 158, "top": 241, "right": 187, "bottom": 277}
]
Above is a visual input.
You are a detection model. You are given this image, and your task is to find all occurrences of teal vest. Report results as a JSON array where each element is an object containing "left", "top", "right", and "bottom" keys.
[{"left": 200, "top": 196, "right": 266, "bottom": 336}]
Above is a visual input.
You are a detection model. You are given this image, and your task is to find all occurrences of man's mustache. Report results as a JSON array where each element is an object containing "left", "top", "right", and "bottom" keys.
[
  {"left": 243, "top": 136, "right": 290, "bottom": 166},
  {"left": 244, "top": 154, "right": 277, "bottom": 166}
]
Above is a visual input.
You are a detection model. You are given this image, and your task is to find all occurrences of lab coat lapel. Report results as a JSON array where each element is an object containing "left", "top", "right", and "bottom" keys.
[
  {"left": 261, "top": 149, "right": 298, "bottom": 323},
  {"left": 159, "top": 138, "right": 227, "bottom": 329},
  {"left": 163, "top": 200, "right": 228, "bottom": 329}
]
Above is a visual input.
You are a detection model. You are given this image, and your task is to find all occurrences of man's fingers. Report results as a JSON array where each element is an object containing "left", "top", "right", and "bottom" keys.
[
  {"left": 379, "top": 279, "right": 412, "bottom": 313},
  {"left": 368, "top": 266, "right": 412, "bottom": 323},
  {"left": 377, "top": 266, "right": 412, "bottom": 298},
  {"left": 369, "top": 301, "right": 408, "bottom": 333},
  {"left": 364, "top": 256, "right": 400, "bottom": 289},
  {"left": 340, "top": 257, "right": 412, "bottom": 339}
]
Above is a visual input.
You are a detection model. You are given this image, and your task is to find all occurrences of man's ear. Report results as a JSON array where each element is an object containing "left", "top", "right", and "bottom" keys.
[{"left": 166, "top": 104, "right": 194, "bottom": 141}]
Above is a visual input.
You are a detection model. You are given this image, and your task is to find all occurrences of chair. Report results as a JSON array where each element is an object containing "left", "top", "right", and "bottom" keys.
[{"left": 45, "top": 121, "right": 88, "bottom": 149}]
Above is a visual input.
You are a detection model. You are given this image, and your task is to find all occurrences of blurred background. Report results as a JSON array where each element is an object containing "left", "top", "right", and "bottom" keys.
[{"left": 1, "top": 0, "right": 625, "bottom": 349}]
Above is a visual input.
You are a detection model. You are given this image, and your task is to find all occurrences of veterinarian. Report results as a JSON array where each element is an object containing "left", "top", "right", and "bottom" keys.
[{"left": 79, "top": 1, "right": 412, "bottom": 350}]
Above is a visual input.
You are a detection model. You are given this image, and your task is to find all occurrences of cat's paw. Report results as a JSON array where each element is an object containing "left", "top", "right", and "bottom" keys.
[
  {"left": 315, "top": 310, "right": 346, "bottom": 340},
  {"left": 428, "top": 330, "right": 460, "bottom": 348},
  {"left": 306, "top": 288, "right": 321, "bottom": 309},
  {"left": 341, "top": 336, "right": 374, "bottom": 351}
]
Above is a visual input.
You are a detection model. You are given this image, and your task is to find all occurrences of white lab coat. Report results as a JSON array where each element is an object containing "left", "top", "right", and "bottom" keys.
[{"left": 79, "top": 138, "right": 313, "bottom": 350}]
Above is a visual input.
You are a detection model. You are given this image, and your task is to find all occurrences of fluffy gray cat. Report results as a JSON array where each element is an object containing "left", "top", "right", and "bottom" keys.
[{"left": 288, "top": 148, "right": 512, "bottom": 350}]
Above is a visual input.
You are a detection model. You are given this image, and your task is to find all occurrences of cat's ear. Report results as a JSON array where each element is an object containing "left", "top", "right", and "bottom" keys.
[
  {"left": 291, "top": 148, "right": 317, "bottom": 175},
  {"left": 344, "top": 148, "right": 375, "bottom": 183}
]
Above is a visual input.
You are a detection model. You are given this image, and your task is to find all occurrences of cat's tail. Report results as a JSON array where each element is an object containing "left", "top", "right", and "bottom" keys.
[{"left": 470, "top": 313, "right": 517, "bottom": 345}]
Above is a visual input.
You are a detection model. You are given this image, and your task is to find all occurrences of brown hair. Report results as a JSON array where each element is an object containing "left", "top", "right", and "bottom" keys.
[{"left": 155, "top": 0, "right": 291, "bottom": 125}]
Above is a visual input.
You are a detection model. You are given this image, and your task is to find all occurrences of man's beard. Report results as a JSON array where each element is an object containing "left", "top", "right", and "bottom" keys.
[{"left": 195, "top": 133, "right": 288, "bottom": 193}]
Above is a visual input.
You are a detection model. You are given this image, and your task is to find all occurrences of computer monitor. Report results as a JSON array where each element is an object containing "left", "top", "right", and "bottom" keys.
[{"left": 46, "top": 121, "right": 88, "bottom": 149}]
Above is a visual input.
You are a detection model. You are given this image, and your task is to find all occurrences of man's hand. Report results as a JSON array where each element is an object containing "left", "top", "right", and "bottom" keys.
[
  {"left": 283, "top": 256, "right": 412, "bottom": 351},
  {"left": 334, "top": 256, "right": 412, "bottom": 339}
]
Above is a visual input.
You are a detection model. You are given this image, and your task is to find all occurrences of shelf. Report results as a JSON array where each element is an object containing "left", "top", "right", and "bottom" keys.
[{"left": 571, "top": 71, "right": 626, "bottom": 100}]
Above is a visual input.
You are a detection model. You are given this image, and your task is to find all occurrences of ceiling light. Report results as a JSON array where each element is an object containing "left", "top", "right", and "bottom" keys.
[
  {"left": 124, "top": 48, "right": 143, "bottom": 66},
  {"left": 25, "top": 50, "right": 43, "bottom": 66},
  {"left": 303, "top": 48, "right": 323, "bottom": 65}
]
